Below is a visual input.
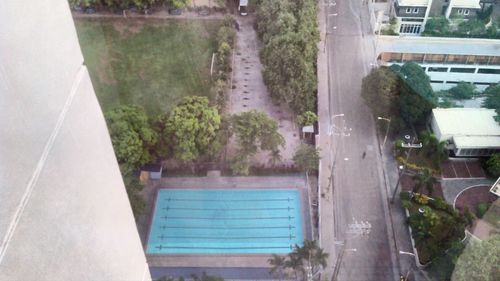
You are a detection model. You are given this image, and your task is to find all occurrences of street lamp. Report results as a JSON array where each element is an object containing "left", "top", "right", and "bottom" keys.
[
  {"left": 391, "top": 135, "right": 422, "bottom": 203},
  {"left": 377, "top": 116, "right": 391, "bottom": 149}
]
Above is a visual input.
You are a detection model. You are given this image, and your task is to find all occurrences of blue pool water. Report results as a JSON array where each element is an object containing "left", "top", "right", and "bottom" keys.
[{"left": 146, "top": 189, "right": 304, "bottom": 254}]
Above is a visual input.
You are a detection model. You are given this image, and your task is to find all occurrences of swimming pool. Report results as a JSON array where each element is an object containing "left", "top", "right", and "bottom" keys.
[{"left": 146, "top": 189, "right": 304, "bottom": 254}]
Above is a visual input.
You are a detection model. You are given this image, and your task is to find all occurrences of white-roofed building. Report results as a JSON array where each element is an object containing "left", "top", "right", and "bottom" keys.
[
  {"left": 430, "top": 108, "right": 500, "bottom": 157},
  {"left": 377, "top": 36, "right": 500, "bottom": 91}
]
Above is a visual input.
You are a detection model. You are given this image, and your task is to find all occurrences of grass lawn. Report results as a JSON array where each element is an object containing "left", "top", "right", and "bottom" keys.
[
  {"left": 483, "top": 200, "right": 500, "bottom": 230},
  {"left": 74, "top": 18, "right": 221, "bottom": 116}
]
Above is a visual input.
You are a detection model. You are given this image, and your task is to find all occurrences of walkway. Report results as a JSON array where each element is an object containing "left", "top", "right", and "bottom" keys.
[
  {"left": 229, "top": 16, "right": 300, "bottom": 166},
  {"left": 441, "top": 178, "right": 495, "bottom": 205}
]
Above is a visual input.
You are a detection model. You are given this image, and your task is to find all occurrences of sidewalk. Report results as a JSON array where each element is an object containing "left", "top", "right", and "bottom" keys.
[
  {"left": 72, "top": 9, "right": 227, "bottom": 20},
  {"left": 380, "top": 140, "right": 433, "bottom": 281},
  {"left": 316, "top": 2, "right": 336, "bottom": 280}
]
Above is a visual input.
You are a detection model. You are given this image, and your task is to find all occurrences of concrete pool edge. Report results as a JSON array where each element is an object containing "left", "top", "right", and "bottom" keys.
[{"left": 143, "top": 176, "right": 313, "bottom": 268}]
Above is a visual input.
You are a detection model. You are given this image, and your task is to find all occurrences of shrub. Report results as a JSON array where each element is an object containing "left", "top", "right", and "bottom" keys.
[
  {"left": 476, "top": 202, "right": 491, "bottom": 218},
  {"left": 463, "top": 207, "right": 476, "bottom": 226},
  {"left": 400, "top": 191, "right": 412, "bottom": 201},
  {"left": 414, "top": 193, "right": 429, "bottom": 205},
  {"left": 486, "top": 153, "right": 500, "bottom": 177},
  {"left": 401, "top": 200, "right": 412, "bottom": 210},
  {"left": 429, "top": 197, "right": 448, "bottom": 211}
]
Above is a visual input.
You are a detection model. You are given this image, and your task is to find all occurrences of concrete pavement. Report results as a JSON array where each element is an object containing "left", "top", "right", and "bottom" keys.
[{"left": 318, "top": 0, "right": 401, "bottom": 280}]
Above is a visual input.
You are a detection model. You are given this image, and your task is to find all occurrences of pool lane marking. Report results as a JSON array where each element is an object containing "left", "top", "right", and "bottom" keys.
[
  {"left": 162, "top": 207, "right": 294, "bottom": 211},
  {"left": 164, "top": 197, "right": 294, "bottom": 202},
  {"left": 160, "top": 216, "right": 295, "bottom": 220},
  {"left": 153, "top": 245, "right": 295, "bottom": 250},
  {"left": 156, "top": 235, "right": 297, "bottom": 240},
  {"left": 158, "top": 225, "right": 296, "bottom": 229}
]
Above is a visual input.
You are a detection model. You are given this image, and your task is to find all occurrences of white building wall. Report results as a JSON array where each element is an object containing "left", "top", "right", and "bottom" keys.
[
  {"left": 387, "top": 62, "right": 500, "bottom": 91},
  {"left": 0, "top": 1, "right": 151, "bottom": 280}
]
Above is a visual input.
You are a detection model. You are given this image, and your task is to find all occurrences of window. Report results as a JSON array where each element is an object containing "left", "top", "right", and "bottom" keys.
[
  {"left": 412, "top": 8, "right": 419, "bottom": 14},
  {"left": 428, "top": 67, "right": 448, "bottom": 72},
  {"left": 430, "top": 80, "right": 444, "bottom": 83},
  {"left": 463, "top": 9, "right": 469, "bottom": 15},
  {"left": 449, "top": 67, "right": 475, "bottom": 73},
  {"left": 457, "top": 9, "right": 463, "bottom": 15},
  {"left": 399, "top": 24, "right": 422, "bottom": 34},
  {"left": 406, "top": 8, "right": 412, "bottom": 13},
  {"left": 478, "top": 68, "right": 500, "bottom": 74}
]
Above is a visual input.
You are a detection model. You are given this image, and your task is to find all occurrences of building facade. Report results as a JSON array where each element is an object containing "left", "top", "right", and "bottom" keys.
[
  {"left": 377, "top": 36, "right": 500, "bottom": 90},
  {"left": 392, "top": 0, "right": 482, "bottom": 34},
  {"left": 0, "top": 1, "right": 151, "bottom": 280}
]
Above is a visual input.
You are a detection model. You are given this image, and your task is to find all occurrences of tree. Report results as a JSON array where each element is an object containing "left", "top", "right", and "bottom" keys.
[
  {"left": 157, "top": 96, "right": 221, "bottom": 162},
  {"left": 452, "top": 235, "right": 500, "bottom": 281},
  {"left": 293, "top": 240, "right": 328, "bottom": 277},
  {"left": 231, "top": 110, "right": 284, "bottom": 154},
  {"left": 361, "top": 66, "right": 401, "bottom": 118},
  {"left": 422, "top": 17, "right": 450, "bottom": 36},
  {"left": 399, "top": 88, "right": 434, "bottom": 126},
  {"left": 293, "top": 144, "right": 320, "bottom": 174},
  {"left": 412, "top": 169, "right": 437, "bottom": 195},
  {"left": 419, "top": 131, "right": 448, "bottom": 165},
  {"left": 230, "top": 110, "right": 285, "bottom": 174},
  {"left": 482, "top": 83, "right": 500, "bottom": 109},
  {"left": 391, "top": 62, "right": 436, "bottom": 103},
  {"left": 105, "top": 105, "right": 157, "bottom": 174},
  {"left": 449, "top": 82, "right": 476, "bottom": 99},
  {"left": 297, "top": 111, "right": 317, "bottom": 127},
  {"left": 268, "top": 254, "right": 286, "bottom": 281},
  {"left": 486, "top": 153, "right": 500, "bottom": 177}
]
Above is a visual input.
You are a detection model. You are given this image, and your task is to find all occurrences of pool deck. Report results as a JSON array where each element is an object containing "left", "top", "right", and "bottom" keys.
[{"left": 141, "top": 175, "right": 312, "bottom": 268}]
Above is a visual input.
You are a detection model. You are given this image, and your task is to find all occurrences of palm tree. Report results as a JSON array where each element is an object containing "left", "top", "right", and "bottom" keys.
[
  {"left": 419, "top": 131, "right": 448, "bottom": 164},
  {"left": 268, "top": 254, "right": 286, "bottom": 281},
  {"left": 285, "top": 252, "right": 303, "bottom": 281},
  {"left": 412, "top": 169, "right": 437, "bottom": 195},
  {"left": 292, "top": 240, "right": 329, "bottom": 280}
]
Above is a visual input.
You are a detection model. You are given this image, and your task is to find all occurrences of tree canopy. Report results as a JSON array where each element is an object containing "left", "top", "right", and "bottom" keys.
[
  {"left": 157, "top": 96, "right": 221, "bottom": 162},
  {"left": 449, "top": 82, "right": 476, "bottom": 99},
  {"left": 486, "top": 153, "right": 500, "bottom": 177},
  {"left": 230, "top": 110, "right": 285, "bottom": 175},
  {"left": 362, "top": 63, "right": 435, "bottom": 127},
  {"left": 361, "top": 66, "right": 401, "bottom": 118},
  {"left": 293, "top": 144, "right": 320, "bottom": 173},
  {"left": 256, "top": 0, "right": 319, "bottom": 115},
  {"left": 297, "top": 111, "right": 318, "bottom": 127},
  {"left": 105, "top": 105, "right": 157, "bottom": 174}
]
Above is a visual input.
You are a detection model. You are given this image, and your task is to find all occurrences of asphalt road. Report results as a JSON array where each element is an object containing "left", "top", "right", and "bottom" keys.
[{"left": 324, "top": 0, "right": 399, "bottom": 280}]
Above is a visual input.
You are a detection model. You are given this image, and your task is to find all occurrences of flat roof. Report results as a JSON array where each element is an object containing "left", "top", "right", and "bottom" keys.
[
  {"left": 377, "top": 36, "right": 500, "bottom": 57},
  {"left": 397, "top": 0, "right": 429, "bottom": 6},
  {"left": 433, "top": 108, "right": 500, "bottom": 148},
  {"left": 451, "top": 0, "right": 481, "bottom": 9}
]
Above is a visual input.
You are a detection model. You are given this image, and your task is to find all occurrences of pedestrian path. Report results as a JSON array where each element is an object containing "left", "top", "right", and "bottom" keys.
[{"left": 229, "top": 16, "right": 299, "bottom": 166}]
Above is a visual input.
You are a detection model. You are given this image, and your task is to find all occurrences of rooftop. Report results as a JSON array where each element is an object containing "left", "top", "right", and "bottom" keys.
[
  {"left": 432, "top": 108, "right": 500, "bottom": 148},
  {"left": 377, "top": 36, "right": 500, "bottom": 57},
  {"left": 396, "top": 0, "right": 430, "bottom": 7},
  {"left": 451, "top": 0, "right": 481, "bottom": 9}
]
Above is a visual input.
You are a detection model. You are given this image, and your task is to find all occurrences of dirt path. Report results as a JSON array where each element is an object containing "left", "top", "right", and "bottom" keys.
[{"left": 229, "top": 16, "right": 300, "bottom": 167}]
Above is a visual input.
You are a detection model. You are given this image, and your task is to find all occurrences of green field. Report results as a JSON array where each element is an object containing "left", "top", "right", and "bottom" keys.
[{"left": 75, "top": 18, "right": 220, "bottom": 116}]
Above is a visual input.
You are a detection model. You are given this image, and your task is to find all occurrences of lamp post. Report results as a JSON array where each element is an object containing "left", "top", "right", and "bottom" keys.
[
  {"left": 391, "top": 135, "right": 422, "bottom": 203},
  {"left": 377, "top": 116, "right": 391, "bottom": 150}
]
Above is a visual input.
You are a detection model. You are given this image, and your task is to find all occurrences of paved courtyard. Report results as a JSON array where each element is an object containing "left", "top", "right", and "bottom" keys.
[{"left": 229, "top": 16, "right": 300, "bottom": 167}]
